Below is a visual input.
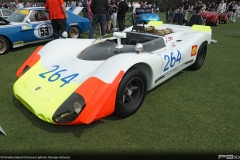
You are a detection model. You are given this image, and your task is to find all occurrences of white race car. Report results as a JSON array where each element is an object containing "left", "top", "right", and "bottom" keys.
[{"left": 13, "top": 21, "right": 213, "bottom": 125}]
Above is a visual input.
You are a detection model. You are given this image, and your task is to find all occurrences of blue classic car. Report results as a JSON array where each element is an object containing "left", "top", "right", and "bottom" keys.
[
  {"left": 0, "top": 7, "right": 90, "bottom": 55},
  {"left": 0, "top": 8, "right": 13, "bottom": 19},
  {"left": 133, "top": 8, "right": 160, "bottom": 25}
]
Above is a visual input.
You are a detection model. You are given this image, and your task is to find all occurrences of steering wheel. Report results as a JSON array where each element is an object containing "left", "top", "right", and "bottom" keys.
[{"left": 106, "top": 39, "right": 116, "bottom": 44}]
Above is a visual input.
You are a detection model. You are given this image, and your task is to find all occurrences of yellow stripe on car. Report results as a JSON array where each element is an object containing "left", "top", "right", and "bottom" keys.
[
  {"left": 13, "top": 61, "right": 79, "bottom": 124},
  {"left": 191, "top": 25, "right": 211, "bottom": 32}
]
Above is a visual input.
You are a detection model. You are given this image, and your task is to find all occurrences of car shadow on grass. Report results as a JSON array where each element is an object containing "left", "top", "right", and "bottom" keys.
[
  {"left": 12, "top": 95, "right": 104, "bottom": 138},
  {"left": 101, "top": 70, "right": 188, "bottom": 122},
  {"left": 11, "top": 69, "right": 190, "bottom": 135}
]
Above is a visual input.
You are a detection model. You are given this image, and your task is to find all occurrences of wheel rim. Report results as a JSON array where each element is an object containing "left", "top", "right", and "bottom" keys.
[
  {"left": 0, "top": 39, "right": 7, "bottom": 54},
  {"left": 69, "top": 27, "right": 80, "bottom": 38},
  {"left": 198, "top": 45, "right": 207, "bottom": 66},
  {"left": 121, "top": 77, "right": 144, "bottom": 111}
]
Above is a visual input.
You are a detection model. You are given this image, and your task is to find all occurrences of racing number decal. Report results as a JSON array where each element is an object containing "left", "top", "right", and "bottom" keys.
[
  {"left": 163, "top": 50, "right": 182, "bottom": 72},
  {"left": 40, "top": 27, "right": 49, "bottom": 37},
  {"left": 34, "top": 23, "right": 53, "bottom": 39},
  {"left": 39, "top": 65, "right": 79, "bottom": 87}
]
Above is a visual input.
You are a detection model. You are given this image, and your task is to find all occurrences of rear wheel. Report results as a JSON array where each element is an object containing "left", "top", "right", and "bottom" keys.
[
  {"left": 0, "top": 36, "right": 9, "bottom": 55},
  {"left": 190, "top": 42, "right": 207, "bottom": 70},
  {"left": 68, "top": 26, "right": 81, "bottom": 38},
  {"left": 114, "top": 68, "right": 147, "bottom": 118}
]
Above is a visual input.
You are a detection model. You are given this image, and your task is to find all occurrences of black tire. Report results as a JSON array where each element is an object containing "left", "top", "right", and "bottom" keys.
[
  {"left": 0, "top": 36, "right": 9, "bottom": 55},
  {"left": 114, "top": 68, "right": 147, "bottom": 118},
  {"left": 68, "top": 26, "right": 81, "bottom": 38},
  {"left": 190, "top": 42, "right": 207, "bottom": 70}
]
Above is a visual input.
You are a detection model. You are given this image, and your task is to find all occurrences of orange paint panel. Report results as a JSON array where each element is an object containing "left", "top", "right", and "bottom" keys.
[
  {"left": 16, "top": 46, "right": 43, "bottom": 77},
  {"left": 75, "top": 77, "right": 100, "bottom": 103},
  {"left": 68, "top": 71, "right": 124, "bottom": 125},
  {"left": 28, "top": 54, "right": 40, "bottom": 67},
  {"left": 191, "top": 45, "right": 197, "bottom": 57}
]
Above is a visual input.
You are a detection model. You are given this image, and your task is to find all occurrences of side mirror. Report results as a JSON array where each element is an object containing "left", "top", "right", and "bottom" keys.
[
  {"left": 26, "top": 18, "right": 30, "bottom": 23},
  {"left": 135, "top": 43, "right": 143, "bottom": 53},
  {"left": 62, "top": 31, "right": 68, "bottom": 38}
]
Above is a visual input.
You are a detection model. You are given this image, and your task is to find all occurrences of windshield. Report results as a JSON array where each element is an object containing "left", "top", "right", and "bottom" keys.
[
  {"left": 91, "top": 33, "right": 115, "bottom": 45},
  {"left": 77, "top": 33, "right": 166, "bottom": 61},
  {"left": 6, "top": 9, "right": 29, "bottom": 22}
]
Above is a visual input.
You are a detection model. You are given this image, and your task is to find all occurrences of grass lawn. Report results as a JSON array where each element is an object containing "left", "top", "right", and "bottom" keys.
[{"left": 0, "top": 12, "right": 240, "bottom": 158}]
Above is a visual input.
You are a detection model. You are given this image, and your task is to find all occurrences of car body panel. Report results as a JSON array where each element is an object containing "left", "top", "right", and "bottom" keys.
[
  {"left": 134, "top": 8, "right": 160, "bottom": 24},
  {"left": 13, "top": 22, "right": 212, "bottom": 125},
  {"left": 140, "top": 13, "right": 160, "bottom": 21},
  {"left": 0, "top": 7, "right": 90, "bottom": 50},
  {"left": 201, "top": 11, "right": 228, "bottom": 25}
]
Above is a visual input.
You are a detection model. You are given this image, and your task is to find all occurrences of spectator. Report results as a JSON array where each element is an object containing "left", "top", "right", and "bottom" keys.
[
  {"left": 209, "top": 2, "right": 216, "bottom": 11},
  {"left": 228, "top": 1, "right": 237, "bottom": 22},
  {"left": 155, "top": 7, "right": 160, "bottom": 12},
  {"left": 15, "top": 0, "right": 23, "bottom": 9},
  {"left": 78, "top": 1, "right": 82, "bottom": 7},
  {"left": 111, "top": 0, "right": 118, "bottom": 31},
  {"left": 87, "top": 0, "right": 93, "bottom": 22},
  {"left": 182, "top": 0, "right": 190, "bottom": 25},
  {"left": 82, "top": 0, "right": 88, "bottom": 18},
  {"left": 166, "top": 8, "right": 173, "bottom": 23},
  {"left": 106, "top": 1, "right": 113, "bottom": 34},
  {"left": 117, "top": 0, "right": 128, "bottom": 32},
  {"left": 237, "top": 1, "right": 240, "bottom": 17},
  {"left": 193, "top": 1, "right": 204, "bottom": 14},
  {"left": 132, "top": 1, "right": 140, "bottom": 14},
  {"left": 70, "top": 0, "right": 76, "bottom": 7},
  {"left": 128, "top": 2, "right": 131, "bottom": 12},
  {"left": 143, "top": 2, "right": 147, "bottom": 8},
  {"left": 45, "top": 0, "right": 68, "bottom": 39},
  {"left": 217, "top": 0, "right": 226, "bottom": 13},
  {"left": 88, "top": 0, "right": 108, "bottom": 38}
]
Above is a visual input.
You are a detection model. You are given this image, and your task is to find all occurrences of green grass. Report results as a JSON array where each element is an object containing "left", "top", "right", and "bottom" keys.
[{"left": 0, "top": 12, "right": 240, "bottom": 157}]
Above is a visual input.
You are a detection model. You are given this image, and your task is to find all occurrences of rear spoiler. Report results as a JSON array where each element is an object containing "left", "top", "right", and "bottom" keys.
[{"left": 66, "top": 6, "right": 83, "bottom": 15}]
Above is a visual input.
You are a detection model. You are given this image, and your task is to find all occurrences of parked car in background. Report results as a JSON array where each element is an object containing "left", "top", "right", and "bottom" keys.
[
  {"left": 0, "top": 8, "right": 13, "bottom": 19},
  {"left": 201, "top": 11, "right": 228, "bottom": 26},
  {"left": 0, "top": 7, "right": 90, "bottom": 55}
]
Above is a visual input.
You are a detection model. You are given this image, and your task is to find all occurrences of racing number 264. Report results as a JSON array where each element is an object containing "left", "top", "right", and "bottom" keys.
[
  {"left": 39, "top": 65, "right": 79, "bottom": 87},
  {"left": 163, "top": 50, "right": 182, "bottom": 72}
]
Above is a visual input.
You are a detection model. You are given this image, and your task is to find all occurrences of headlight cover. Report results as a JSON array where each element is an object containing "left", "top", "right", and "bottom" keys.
[{"left": 52, "top": 92, "right": 86, "bottom": 123}]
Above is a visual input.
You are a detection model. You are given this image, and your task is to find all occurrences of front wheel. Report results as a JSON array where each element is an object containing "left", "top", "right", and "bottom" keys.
[
  {"left": 190, "top": 42, "right": 207, "bottom": 70},
  {"left": 114, "top": 68, "right": 147, "bottom": 118},
  {"left": 68, "top": 26, "right": 81, "bottom": 38},
  {"left": 0, "top": 36, "right": 9, "bottom": 55}
]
